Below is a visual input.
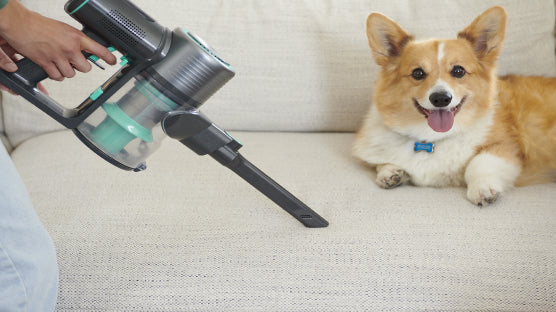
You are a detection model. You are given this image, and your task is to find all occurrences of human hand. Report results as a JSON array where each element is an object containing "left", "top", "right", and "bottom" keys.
[
  {"left": 0, "top": 0, "right": 116, "bottom": 83},
  {"left": 0, "top": 35, "right": 49, "bottom": 94}
]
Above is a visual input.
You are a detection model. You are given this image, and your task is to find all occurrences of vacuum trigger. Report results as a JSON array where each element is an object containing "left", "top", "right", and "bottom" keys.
[
  {"left": 82, "top": 51, "right": 105, "bottom": 70},
  {"left": 88, "top": 57, "right": 105, "bottom": 70}
]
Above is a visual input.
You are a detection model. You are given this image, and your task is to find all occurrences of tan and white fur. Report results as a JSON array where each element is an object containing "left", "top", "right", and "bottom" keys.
[{"left": 353, "top": 6, "right": 556, "bottom": 206}]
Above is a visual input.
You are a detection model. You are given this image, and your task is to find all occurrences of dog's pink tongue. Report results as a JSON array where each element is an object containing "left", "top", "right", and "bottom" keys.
[{"left": 427, "top": 109, "right": 454, "bottom": 132}]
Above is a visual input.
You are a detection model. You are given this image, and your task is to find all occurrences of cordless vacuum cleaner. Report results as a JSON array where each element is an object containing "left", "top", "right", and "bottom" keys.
[{"left": 0, "top": 0, "right": 328, "bottom": 228}]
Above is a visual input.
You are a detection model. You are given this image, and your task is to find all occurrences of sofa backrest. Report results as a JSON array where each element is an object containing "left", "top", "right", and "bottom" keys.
[{"left": 2, "top": 0, "right": 555, "bottom": 148}]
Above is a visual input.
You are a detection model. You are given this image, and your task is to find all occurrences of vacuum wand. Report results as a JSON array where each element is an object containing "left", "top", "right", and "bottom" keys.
[{"left": 162, "top": 111, "right": 329, "bottom": 228}]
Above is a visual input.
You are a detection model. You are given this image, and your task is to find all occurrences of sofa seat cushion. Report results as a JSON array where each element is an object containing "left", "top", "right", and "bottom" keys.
[{"left": 11, "top": 130, "right": 556, "bottom": 311}]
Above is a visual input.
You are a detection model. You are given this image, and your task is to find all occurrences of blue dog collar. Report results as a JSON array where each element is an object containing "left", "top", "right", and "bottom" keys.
[{"left": 414, "top": 141, "right": 434, "bottom": 153}]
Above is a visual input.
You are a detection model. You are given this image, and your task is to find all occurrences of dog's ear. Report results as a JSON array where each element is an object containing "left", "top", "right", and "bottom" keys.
[
  {"left": 366, "top": 13, "right": 413, "bottom": 66},
  {"left": 458, "top": 6, "right": 507, "bottom": 64}
]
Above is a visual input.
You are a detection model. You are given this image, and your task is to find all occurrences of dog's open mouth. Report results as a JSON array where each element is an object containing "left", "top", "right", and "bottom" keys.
[{"left": 413, "top": 96, "right": 467, "bottom": 133}]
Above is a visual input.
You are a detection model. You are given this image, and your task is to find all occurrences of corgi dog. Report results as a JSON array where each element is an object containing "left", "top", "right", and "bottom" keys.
[{"left": 352, "top": 6, "right": 556, "bottom": 206}]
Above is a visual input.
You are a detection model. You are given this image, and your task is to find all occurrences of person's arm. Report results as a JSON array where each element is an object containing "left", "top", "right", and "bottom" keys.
[{"left": 0, "top": 0, "right": 116, "bottom": 81}]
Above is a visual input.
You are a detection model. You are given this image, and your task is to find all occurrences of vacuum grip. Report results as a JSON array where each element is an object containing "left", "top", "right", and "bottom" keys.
[
  {"left": 0, "top": 55, "right": 98, "bottom": 129},
  {"left": 12, "top": 58, "right": 49, "bottom": 87}
]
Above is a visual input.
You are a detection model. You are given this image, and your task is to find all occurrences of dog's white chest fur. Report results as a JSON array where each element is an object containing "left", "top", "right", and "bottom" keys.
[{"left": 353, "top": 105, "right": 493, "bottom": 187}]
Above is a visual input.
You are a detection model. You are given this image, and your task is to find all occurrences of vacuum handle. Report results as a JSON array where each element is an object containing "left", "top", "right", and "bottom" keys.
[
  {"left": 6, "top": 26, "right": 111, "bottom": 88},
  {"left": 0, "top": 54, "right": 107, "bottom": 129},
  {"left": 0, "top": 58, "right": 74, "bottom": 124},
  {"left": 12, "top": 58, "right": 49, "bottom": 86}
]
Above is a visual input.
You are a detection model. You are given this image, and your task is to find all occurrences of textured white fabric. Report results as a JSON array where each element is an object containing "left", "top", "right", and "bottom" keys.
[
  {"left": 2, "top": 0, "right": 556, "bottom": 146},
  {"left": 11, "top": 130, "right": 556, "bottom": 311}
]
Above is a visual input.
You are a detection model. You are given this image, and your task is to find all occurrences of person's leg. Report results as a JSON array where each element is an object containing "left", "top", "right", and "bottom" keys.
[{"left": 0, "top": 143, "right": 58, "bottom": 312}]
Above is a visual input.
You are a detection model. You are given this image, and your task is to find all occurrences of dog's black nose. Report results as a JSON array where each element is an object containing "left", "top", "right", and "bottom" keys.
[{"left": 429, "top": 92, "right": 452, "bottom": 107}]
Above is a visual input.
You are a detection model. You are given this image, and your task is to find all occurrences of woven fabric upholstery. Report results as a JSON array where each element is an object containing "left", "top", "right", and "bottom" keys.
[{"left": 11, "top": 130, "right": 556, "bottom": 311}]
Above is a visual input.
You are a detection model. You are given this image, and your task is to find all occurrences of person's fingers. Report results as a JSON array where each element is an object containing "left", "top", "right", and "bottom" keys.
[
  {"left": 0, "top": 48, "right": 18, "bottom": 72},
  {"left": 55, "top": 59, "right": 76, "bottom": 78},
  {"left": 81, "top": 36, "right": 116, "bottom": 65},
  {"left": 41, "top": 62, "right": 64, "bottom": 81},
  {"left": 1, "top": 44, "right": 20, "bottom": 62},
  {"left": 70, "top": 55, "right": 92, "bottom": 73},
  {"left": 37, "top": 82, "right": 49, "bottom": 95}
]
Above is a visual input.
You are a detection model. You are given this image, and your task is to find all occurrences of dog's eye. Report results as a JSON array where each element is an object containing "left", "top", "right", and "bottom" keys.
[
  {"left": 411, "top": 68, "right": 427, "bottom": 80},
  {"left": 451, "top": 65, "right": 466, "bottom": 78}
]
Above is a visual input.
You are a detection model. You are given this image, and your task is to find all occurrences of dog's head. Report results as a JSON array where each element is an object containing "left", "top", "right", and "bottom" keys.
[{"left": 367, "top": 7, "right": 506, "bottom": 139}]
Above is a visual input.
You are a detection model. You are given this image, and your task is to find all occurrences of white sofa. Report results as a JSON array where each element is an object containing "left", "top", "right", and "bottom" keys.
[{"left": 1, "top": 0, "right": 555, "bottom": 310}]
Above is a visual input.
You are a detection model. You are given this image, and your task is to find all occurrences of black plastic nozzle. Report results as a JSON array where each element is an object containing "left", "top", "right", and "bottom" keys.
[{"left": 161, "top": 111, "right": 329, "bottom": 228}]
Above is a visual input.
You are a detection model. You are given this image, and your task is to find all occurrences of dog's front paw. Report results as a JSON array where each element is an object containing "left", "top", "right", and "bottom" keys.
[
  {"left": 376, "top": 164, "right": 410, "bottom": 189},
  {"left": 466, "top": 181, "right": 500, "bottom": 206},
  {"left": 464, "top": 153, "right": 520, "bottom": 207}
]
